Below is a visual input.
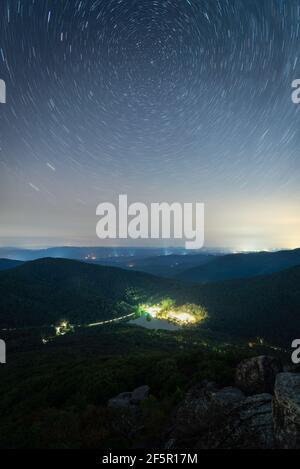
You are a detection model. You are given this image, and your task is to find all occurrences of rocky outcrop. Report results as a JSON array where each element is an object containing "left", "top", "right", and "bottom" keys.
[
  {"left": 165, "top": 382, "right": 244, "bottom": 446},
  {"left": 235, "top": 355, "right": 282, "bottom": 395},
  {"left": 273, "top": 373, "right": 300, "bottom": 449},
  {"left": 165, "top": 356, "right": 286, "bottom": 449},
  {"left": 217, "top": 394, "right": 274, "bottom": 449},
  {"left": 131, "top": 386, "right": 150, "bottom": 405},
  {"left": 108, "top": 392, "right": 135, "bottom": 409},
  {"left": 165, "top": 381, "right": 274, "bottom": 449},
  {"left": 106, "top": 358, "right": 300, "bottom": 449},
  {"left": 108, "top": 385, "right": 150, "bottom": 409}
]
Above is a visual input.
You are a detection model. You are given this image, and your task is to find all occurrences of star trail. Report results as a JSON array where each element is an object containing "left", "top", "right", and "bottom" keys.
[{"left": 0, "top": 0, "right": 300, "bottom": 250}]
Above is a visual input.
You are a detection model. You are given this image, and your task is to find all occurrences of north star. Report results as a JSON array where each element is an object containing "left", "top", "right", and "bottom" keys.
[{"left": 102, "top": 454, "right": 137, "bottom": 467}]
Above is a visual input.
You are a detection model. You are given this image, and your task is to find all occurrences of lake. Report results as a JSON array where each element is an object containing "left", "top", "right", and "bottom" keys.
[{"left": 129, "top": 316, "right": 181, "bottom": 331}]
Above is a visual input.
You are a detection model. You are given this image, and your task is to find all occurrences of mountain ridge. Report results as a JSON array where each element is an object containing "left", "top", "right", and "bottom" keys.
[{"left": 176, "top": 248, "right": 300, "bottom": 283}]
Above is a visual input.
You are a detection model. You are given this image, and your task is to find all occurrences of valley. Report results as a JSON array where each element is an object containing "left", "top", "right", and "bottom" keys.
[
  {"left": 0, "top": 248, "right": 299, "bottom": 449},
  {"left": 0, "top": 255, "right": 299, "bottom": 345}
]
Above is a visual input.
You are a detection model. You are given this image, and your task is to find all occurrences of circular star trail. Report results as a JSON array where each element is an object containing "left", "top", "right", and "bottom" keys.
[{"left": 0, "top": 0, "right": 300, "bottom": 249}]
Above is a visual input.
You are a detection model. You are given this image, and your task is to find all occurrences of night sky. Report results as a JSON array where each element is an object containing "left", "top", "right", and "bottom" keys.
[{"left": 0, "top": 0, "right": 300, "bottom": 250}]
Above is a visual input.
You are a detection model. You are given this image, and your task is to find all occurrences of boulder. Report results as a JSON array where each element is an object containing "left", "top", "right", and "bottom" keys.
[
  {"left": 131, "top": 385, "right": 150, "bottom": 405},
  {"left": 164, "top": 381, "right": 245, "bottom": 449},
  {"left": 165, "top": 381, "right": 275, "bottom": 449},
  {"left": 235, "top": 355, "right": 282, "bottom": 395},
  {"left": 108, "top": 392, "right": 133, "bottom": 409},
  {"left": 273, "top": 372, "right": 300, "bottom": 449},
  {"left": 215, "top": 393, "right": 274, "bottom": 449},
  {"left": 108, "top": 386, "right": 150, "bottom": 409}
]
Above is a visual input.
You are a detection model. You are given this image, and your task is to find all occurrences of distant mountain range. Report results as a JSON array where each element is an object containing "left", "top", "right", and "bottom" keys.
[
  {"left": 94, "top": 253, "right": 215, "bottom": 277},
  {"left": 176, "top": 248, "right": 300, "bottom": 283},
  {"left": 0, "top": 247, "right": 219, "bottom": 278},
  {"left": 0, "top": 246, "right": 222, "bottom": 262},
  {"left": 2, "top": 247, "right": 300, "bottom": 284},
  {"left": 0, "top": 256, "right": 299, "bottom": 346}
]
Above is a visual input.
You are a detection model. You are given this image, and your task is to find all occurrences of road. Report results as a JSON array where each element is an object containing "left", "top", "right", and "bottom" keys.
[{"left": 87, "top": 312, "right": 136, "bottom": 328}]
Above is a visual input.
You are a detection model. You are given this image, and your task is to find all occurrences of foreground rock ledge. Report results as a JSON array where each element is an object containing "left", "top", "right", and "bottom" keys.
[
  {"left": 165, "top": 381, "right": 274, "bottom": 449},
  {"left": 235, "top": 355, "right": 283, "bottom": 395},
  {"left": 273, "top": 373, "right": 300, "bottom": 449}
]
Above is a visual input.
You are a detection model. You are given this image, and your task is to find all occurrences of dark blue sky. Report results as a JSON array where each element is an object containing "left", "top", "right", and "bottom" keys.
[{"left": 0, "top": 0, "right": 300, "bottom": 250}]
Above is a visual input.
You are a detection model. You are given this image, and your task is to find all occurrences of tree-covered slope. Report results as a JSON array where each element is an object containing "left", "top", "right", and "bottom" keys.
[
  {"left": 0, "top": 259, "right": 23, "bottom": 272},
  {"left": 0, "top": 258, "right": 183, "bottom": 327},
  {"left": 195, "top": 265, "right": 300, "bottom": 345}
]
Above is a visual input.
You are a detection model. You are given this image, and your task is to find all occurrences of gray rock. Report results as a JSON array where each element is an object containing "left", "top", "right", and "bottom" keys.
[
  {"left": 273, "top": 372, "right": 300, "bottom": 449},
  {"left": 213, "top": 386, "right": 245, "bottom": 406},
  {"left": 108, "top": 386, "right": 150, "bottom": 409},
  {"left": 131, "top": 385, "right": 150, "bottom": 405},
  {"left": 108, "top": 392, "right": 133, "bottom": 409},
  {"left": 164, "top": 382, "right": 245, "bottom": 448},
  {"left": 235, "top": 355, "right": 282, "bottom": 395},
  {"left": 217, "top": 394, "right": 274, "bottom": 449},
  {"left": 165, "top": 382, "right": 275, "bottom": 449}
]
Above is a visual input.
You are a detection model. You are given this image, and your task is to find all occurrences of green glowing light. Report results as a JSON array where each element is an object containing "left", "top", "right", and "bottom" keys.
[{"left": 139, "top": 299, "right": 208, "bottom": 326}]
